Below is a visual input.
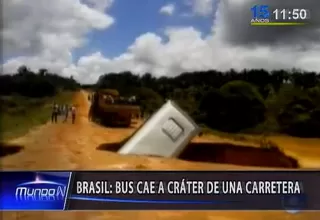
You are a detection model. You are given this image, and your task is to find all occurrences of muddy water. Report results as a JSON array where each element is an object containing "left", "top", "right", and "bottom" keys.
[{"left": 1, "top": 91, "right": 319, "bottom": 220}]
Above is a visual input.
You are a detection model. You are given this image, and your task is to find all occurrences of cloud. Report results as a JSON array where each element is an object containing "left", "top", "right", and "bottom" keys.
[
  {"left": 2, "top": 0, "right": 320, "bottom": 84},
  {"left": 185, "top": 0, "right": 215, "bottom": 16},
  {"left": 159, "top": 3, "right": 175, "bottom": 16},
  {"left": 82, "top": 0, "right": 114, "bottom": 12},
  {"left": 2, "top": 0, "right": 114, "bottom": 76}
]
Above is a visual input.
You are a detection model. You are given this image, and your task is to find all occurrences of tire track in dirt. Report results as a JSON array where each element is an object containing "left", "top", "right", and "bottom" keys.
[{"left": 1, "top": 90, "right": 319, "bottom": 220}]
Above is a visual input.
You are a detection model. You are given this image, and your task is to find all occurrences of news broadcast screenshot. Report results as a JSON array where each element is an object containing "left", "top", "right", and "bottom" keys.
[{"left": 1, "top": 0, "right": 320, "bottom": 220}]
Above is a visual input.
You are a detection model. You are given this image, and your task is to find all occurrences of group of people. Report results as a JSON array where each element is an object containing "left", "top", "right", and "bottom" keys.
[{"left": 52, "top": 103, "right": 76, "bottom": 124}]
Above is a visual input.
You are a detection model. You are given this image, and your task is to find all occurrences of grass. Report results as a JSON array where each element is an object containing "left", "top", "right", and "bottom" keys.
[{"left": 0, "top": 92, "right": 75, "bottom": 141}]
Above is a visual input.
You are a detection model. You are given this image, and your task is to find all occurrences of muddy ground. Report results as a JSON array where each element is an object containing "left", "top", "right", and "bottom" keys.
[{"left": 1, "top": 91, "right": 319, "bottom": 220}]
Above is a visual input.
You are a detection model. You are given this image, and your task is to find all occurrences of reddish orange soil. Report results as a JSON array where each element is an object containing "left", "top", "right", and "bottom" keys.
[{"left": 1, "top": 90, "right": 319, "bottom": 220}]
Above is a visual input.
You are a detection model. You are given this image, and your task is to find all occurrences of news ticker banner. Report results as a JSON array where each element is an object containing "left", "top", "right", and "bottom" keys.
[{"left": 1, "top": 171, "right": 320, "bottom": 211}]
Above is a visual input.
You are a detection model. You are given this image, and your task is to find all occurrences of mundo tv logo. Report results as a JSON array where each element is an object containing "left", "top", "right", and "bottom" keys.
[{"left": 15, "top": 174, "right": 66, "bottom": 201}]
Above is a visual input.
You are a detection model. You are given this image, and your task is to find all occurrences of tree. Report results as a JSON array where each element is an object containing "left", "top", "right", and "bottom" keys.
[
  {"left": 17, "top": 65, "right": 29, "bottom": 75},
  {"left": 38, "top": 68, "right": 48, "bottom": 76},
  {"left": 82, "top": 67, "right": 320, "bottom": 137},
  {"left": 133, "top": 87, "right": 163, "bottom": 116},
  {"left": 0, "top": 67, "right": 80, "bottom": 97},
  {"left": 200, "top": 81, "right": 266, "bottom": 132}
]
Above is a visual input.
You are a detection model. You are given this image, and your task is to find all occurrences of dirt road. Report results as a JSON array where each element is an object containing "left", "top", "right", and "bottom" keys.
[{"left": 1, "top": 91, "right": 319, "bottom": 220}]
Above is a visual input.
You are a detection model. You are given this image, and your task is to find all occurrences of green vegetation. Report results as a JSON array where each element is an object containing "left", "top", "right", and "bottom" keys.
[
  {"left": 89, "top": 69, "right": 320, "bottom": 138},
  {"left": 2, "top": 65, "right": 320, "bottom": 140},
  {"left": 0, "top": 92, "right": 74, "bottom": 140},
  {"left": 0, "top": 65, "right": 80, "bottom": 140}
]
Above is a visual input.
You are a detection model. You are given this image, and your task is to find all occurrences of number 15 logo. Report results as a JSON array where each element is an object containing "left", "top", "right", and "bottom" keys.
[{"left": 251, "top": 5, "right": 270, "bottom": 19}]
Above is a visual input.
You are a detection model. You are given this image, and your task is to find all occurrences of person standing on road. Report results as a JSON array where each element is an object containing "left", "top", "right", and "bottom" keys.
[
  {"left": 51, "top": 102, "right": 58, "bottom": 123},
  {"left": 63, "top": 104, "right": 69, "bottom": 122},
  {"left": 71, "top": 105, "right": 76, "bottom": 124}
]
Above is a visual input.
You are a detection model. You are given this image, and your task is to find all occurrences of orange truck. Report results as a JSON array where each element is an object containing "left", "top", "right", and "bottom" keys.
[{"left": 90, "top": 89, "right": 140, "bottom": 127}]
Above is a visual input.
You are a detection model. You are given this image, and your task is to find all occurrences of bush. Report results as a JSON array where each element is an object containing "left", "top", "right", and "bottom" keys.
[
  {"left": 200, "top": 81, "right": 266, "bottom": 132},
  {"left": 277, "top": 92, "right": 320, "bottom": 137}
]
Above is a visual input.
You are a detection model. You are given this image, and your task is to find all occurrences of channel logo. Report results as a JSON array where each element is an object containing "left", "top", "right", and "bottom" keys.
[
  {"left": 15, "top": 174, "right": 66, "bottom": 201},
  {"left": 282, "top": 194, "right": 307, "bottom": 214},
  {"left": 1, "top": 171, "right": 71, "bottom": 210}
]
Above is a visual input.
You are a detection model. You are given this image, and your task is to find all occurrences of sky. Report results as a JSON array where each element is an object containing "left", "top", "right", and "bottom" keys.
[{"left": 2, "top": 0, "right": 320, "bottom": 84}]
